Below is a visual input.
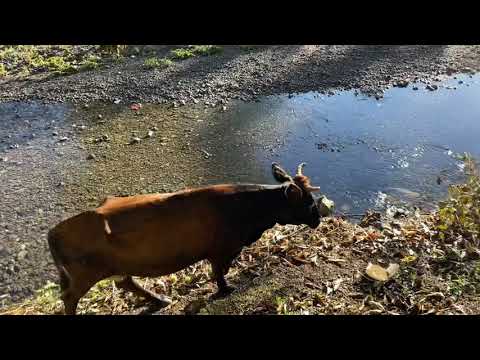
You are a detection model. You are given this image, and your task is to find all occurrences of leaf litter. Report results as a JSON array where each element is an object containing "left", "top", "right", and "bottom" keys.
[{"left": 1, "top": 211, "right": 479, "bottom": 315}]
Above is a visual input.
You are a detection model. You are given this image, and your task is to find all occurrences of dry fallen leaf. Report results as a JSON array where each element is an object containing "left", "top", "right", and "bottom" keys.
[
  {"left": 365, "top": 262, "right": 399, "bottom": 281},
  {"left": 385, "top": 263, "right": 400, "bottom": 277},
  {"left": 333, "top": 278, "right": 343, "bottom": 291}
]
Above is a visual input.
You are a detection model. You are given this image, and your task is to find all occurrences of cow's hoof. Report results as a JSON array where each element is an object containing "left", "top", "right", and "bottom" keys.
[{"left": 211, "top": 285, "right": 235, "bottom": 300}]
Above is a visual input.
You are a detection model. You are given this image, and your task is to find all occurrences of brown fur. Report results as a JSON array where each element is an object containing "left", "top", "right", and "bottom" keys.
[{"left": 48, "top": 164, "right": 321, "bottom": 315}]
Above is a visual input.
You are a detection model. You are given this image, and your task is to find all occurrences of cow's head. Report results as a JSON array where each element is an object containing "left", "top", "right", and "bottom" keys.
[{"left": 272, "top": 162, "right": 322, "bottom": 229}]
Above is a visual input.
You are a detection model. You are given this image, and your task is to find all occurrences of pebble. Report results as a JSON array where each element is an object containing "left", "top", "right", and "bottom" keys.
[
  {"left": 395, "top": 80, "right": 409, "bottom": 88},
  {"left": 87, "top": 153, "right": 96, "bottom": 160},
  {"left": 129, "top": 137, "right": 141, "bottom": 145},
  {"left": 146, "top": 130, "right": 154, "bottom": 138},
  {"left": 58, "top": 136, "right": 69, "bottom": 142}
]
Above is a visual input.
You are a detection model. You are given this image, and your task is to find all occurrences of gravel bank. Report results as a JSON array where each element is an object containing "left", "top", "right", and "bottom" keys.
[{"left": 1, "top": 45, "right": 480, "bottom": 105}]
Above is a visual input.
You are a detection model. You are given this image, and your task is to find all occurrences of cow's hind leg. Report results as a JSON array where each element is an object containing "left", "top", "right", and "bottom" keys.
[
  {"left": 59, "top": 264, "right": 106, "bottom": 315},
  {"left": 114, "top": 276, "right": 172, "bottom": 306},
  {"left": 61, "top": 279, "right": 98, "bottom": 315}
]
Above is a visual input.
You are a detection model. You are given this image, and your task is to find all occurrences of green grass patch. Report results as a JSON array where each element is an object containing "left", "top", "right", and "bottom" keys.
[
  {"left": 79, "top": 55, "right": 101, "bottom": 71},
  {"left": 0, "top": 63, "right": 7, "bottom": 77},
  {"left": 144, "top": 57, "right": 174, "bottom": 69},
  {"left": 43, "top": 56, "right": 77, "bottom": 74},
  {"left": 191, "top": 45, "right": 223, "bottom": 56},
  {"left": 170, "top": 45, "right": 223, "bottom": 60},
  {"left": 170, "top": 48, "right": 196, "bottom": 60}
]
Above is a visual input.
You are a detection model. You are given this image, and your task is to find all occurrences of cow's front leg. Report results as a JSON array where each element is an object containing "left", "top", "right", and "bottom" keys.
[{"left": 210, "top": 258, "right": 236, "bottom": 299}]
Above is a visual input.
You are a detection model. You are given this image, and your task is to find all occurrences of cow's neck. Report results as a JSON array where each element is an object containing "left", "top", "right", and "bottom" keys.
[{"left": 237, "top": 185, "right": 288, "bottom": 245}]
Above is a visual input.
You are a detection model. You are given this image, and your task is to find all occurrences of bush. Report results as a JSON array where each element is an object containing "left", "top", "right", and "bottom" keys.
[{"left": 437, "top": 153, "right": 480, "bottom": 249}]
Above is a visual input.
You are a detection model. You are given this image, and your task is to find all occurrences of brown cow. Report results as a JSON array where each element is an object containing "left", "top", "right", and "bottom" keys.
[{"left": 48, "top": 162, "right": 322, "bottom": 315}]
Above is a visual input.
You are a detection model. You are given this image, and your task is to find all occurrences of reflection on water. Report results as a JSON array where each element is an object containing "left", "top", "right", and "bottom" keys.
[{"left": 200, "top": 73, "right": 480, "bottom": 213}]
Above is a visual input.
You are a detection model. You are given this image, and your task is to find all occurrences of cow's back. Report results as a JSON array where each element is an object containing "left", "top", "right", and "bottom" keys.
[{"left": 93, "top": 189, "right": 231, "bottom": 274}]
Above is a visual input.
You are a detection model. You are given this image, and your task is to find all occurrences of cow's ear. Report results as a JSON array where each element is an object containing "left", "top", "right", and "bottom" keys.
[
  {"left": 272, "top": 163, "right": 293, "bottom": 183},
  {"left": 284, "top": 183, "right": 303, "bottom": 203}
]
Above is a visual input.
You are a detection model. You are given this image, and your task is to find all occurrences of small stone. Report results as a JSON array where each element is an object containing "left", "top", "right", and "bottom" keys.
[
  {"left": 222, "top": 106, "right": 227, "bottom": 111},
  {"left": 151, "top": 126, "right": 159, "bottom": 131},
  {"left": 426, "top": 84, "right": 438, "bottom": 91},
  {"left": 458, "top": 80, "right": 464, "bottom": 84},
  {"left": 113, "top": 99, "right": 121, "bottom": 104},
  {"left": 395, "top": 80, "right": 409, "bottom": 88},
  {"left": 52, "top": 131, "right": 59, "bottom": 136},
  {"left": 193, "top": 98, "right": 199, "bottom": 104},
  {"left": 17, "top": 250, "right": 28, "bottom": 260},
  {"left": 58, "top": 136, "right": 68, "bottom": 142},
  {"left": 87, "top": 153, "right": 96, "bottom": 160},
  {"left": 98, "top": 114, "right": 103, "bottom": 119},
  {"left": 180, "top": 100, "right": 186, "bottom": 106},
  {"left": 129, "top": 137, "right": 141, "bottom": 145},
  {"left": 146, "top": 130, "right": 154, "bottom": 138},
  {"left": 412, "top": 86, "right": 418, "bottom": 90}
]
